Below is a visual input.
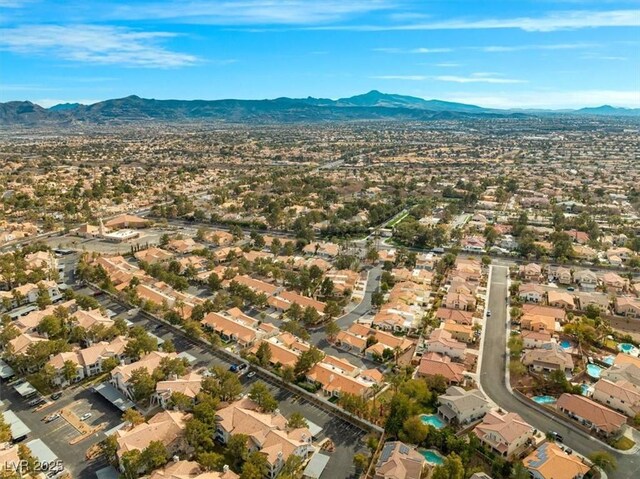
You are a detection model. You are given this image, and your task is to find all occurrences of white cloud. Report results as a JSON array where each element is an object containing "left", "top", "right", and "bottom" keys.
[
  {"left": 375, "top": 42, "right": 598, "bottom": 56},
  {"left": 0, "top": 0, "right": 32, "bottom": 7},
  {"left": 372, "top": 73, "right": 527, "bottom": 84},
  {"left": 373, "top": 75, "right": 429, "bottom": 81},
  {"left": 434, "top": 63, "right": 461, "bottom": 68},
  {"left": 0, "top": 24, "right": 199, "bottom": 68},
  {"left": 411, "top": 47, "right": 452, "bottom": 53},
  {"left": 446, "top": 90, "right": 640, "bottom": 109},
  {"left": 435, "top": 73, "right": 527, "bottom": 84},
  {"left": 310, "top": 9, "right": 640, "bottom": 31},
  {"left": 479, "top": 42, "right": 595, "bottom": 52},
  {"left": 111, "top": 0, "right": 391, "bottom": 25}
]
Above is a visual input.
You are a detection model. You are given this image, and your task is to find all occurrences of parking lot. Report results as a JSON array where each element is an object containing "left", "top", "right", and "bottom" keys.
[
  {"left": 83, "top": 287, "right": 370, "bottom": 479},
  {"left": 0, "top": 381, "right": 124, "bottom": 478}
]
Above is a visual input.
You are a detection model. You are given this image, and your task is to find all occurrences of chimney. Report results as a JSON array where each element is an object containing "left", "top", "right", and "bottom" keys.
[
  {"left": 223, "top": 465, "right": 230, "bottom": 473},
  {"left": 172, "top": 455, "right": 179, "bottom": 462}
]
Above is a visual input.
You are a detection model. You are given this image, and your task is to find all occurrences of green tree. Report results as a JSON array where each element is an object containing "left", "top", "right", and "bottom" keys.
[
  {"left": 99, "top": 435, "right": 118, "bottom": 466},
  {"left": 249, "top": 382, "right": 278, "bottom": 413},
  {"left": 371, "top": 288, "right": 384, "bottom": 308},
  {"left": 61, "top": 360, "right": 78, "bottom": 383},
  {"left": 508, "top": 334, "right": 524, "bottom": 358},
  {"left": 141, "top": 440, "right": 169, "bottom": 472},
  {"left": 162, "top": 338, "right": 176, "bottom": 353},
  {"left": 0, "top": 415, "right": 12, "bottom": 443},
  {"left": 169, "top": 391, "right": 193, "bottom": 411},
  {"left": 122, "top": 408, "right": 145, "bottom": 427},
  {"left": 241, "top": 451, "right": 269, "bottom": 479},
  {"left": 36, "top": 284, "right": 52, "bottom": 310},
  {"left": 255, "top": 341, "right": 272, "bottom": 367},
  {"left": 121, "top": 449, "right": 143, "bottom": 479},
  {"left": 101, "top": 356, "right": 120, "bottom": 373},
  {"left": 325, "top": 321, "right": 340, "bottom": 342},
  {"left": 208, "top": 273, "right": 222, "bottom": 291},
  {"left": 385, "top": 393, "right": 413, "bottom": 437},
  {"left": 225, "top": 434, "right": 249, "bottom": 471},
  {"left": 186, "top": 418, "right": 216, "bottom": 453},
  {"left": 432, "top": 452, "right": 465, "bottom": 479},
  {"left": 400, "top": 416, "right": 429, "bottom": 444},
  {"left": 279, "top": 455, "right": 303, "bottom": 478},
  {"left": 366, "top": 247, "right": 379, "bottom": 263},
  {"left": 589, "top": 451, "right": 617, "bottom": 472},
  {"left": 324, "top": 301, "right": 342, "bottom": 320},
  {"left": 511, "top": 462, "right": 529, "bottom": 479},
  {"left": 294, "top": 346, "right": 324, "bottom": 376},
  {"left": 353, "top": 453, "right": 369, "bottom": 472},
  {"left": 197, "top": 452, "right": 225, "bottom": 471},
  {"left": 128, "top": 367, "right": 157, "bottom": 403},
  {"left": 286, "top": 412, "right": 308, "bottom": 430},
  {"left": 202, "top": 367, "right": 243, "bottom": 401},
  {"left": 18, "top": 444, "right": 38, "bottom": 477}
]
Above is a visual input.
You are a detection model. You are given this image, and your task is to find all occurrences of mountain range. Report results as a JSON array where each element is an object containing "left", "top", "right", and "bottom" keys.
[{"left": 1, "top": 90, "right": 639, "bottom": 126}]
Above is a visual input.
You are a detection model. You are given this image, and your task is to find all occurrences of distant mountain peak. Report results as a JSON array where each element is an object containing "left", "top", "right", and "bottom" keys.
[
  {"left": 48, "top": 102, "right": 82, "bottom": 111},
  {"left": 1, "top": 91, "right": 638, "bottom": 126}
]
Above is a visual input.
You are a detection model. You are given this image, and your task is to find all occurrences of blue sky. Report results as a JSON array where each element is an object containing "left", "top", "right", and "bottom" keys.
[{"left": 1, "top": 0, "right": 639, "bottom": 109}]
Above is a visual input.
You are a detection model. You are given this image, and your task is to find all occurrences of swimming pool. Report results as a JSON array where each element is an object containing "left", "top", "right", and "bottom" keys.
[
  {"left": 580, "top": 384, "right": 593, "bottom": 396},
  {"left": 532, "top": 395, "right": 556, "bottom": 405},
  {"left": 420, "top": 414, "right": 445, "bottom": 429},
  {"left": 602, "top": 355, "right": 615, "bottom": 366},
  {"left": 618, "top": 343, "right": 639, "bottom": 356},
  {"left": 619, "top": 343, "right": 634, "bottom": 352},
  {"left": 587, "top": 364, "right": 603, "bottom": 379},
  {"left": 560, "top": 340, "right": 571, "bottom": 349},
  {"left": 420, "top": 449, "right": 445, "bottom": 465}
]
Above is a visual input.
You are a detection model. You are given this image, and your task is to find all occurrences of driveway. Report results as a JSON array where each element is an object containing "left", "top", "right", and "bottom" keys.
[{"left": 480, "top": 265, "right": 640, "bottom": 478}]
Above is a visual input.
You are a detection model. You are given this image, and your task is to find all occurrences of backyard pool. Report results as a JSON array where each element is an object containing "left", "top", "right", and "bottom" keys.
[
  {"left": 560, "top": 340, "right": 571, "bottom": 349},
  {"left": 602, "top": 355, "right": 615, "bottom": 366},
  {"left": 420, "top": 414, "right": 445, "bottom": 429},
  {"left": 420, "top": 449, "right": 445, "bottom": 465},
  {"left": 587, "top": 364, "right": 603, "bottom": 379},
  {"left": 580, "top": 384, "right": 593, "bottom": 396},
  {"left": 532, "top": 395, "right": 556, "bottom": 405},
  {"left": 618, "top": 343, "right": 639, "bottom": 356}
]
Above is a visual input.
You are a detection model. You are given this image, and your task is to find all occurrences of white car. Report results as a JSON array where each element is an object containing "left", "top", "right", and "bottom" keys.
[{"left": 80, "top": 413, "right": 92, "bottom": 421}]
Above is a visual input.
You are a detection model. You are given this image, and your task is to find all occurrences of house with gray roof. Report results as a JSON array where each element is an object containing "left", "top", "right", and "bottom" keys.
[{"left": 437, "top": 386, "right": 491, "bottom": 426}]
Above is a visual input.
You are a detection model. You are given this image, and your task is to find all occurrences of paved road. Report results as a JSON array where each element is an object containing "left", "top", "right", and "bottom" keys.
[
  {"left": 480, "top": 265, "right": 640, "bottom": 479},
  {"left": 309, "top": 265, "right": 382, "bottom": 369}
]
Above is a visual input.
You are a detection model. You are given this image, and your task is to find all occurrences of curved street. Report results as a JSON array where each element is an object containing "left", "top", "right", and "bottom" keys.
[{"left": 480, "top": 265, "right": 640, "bottom": 479}]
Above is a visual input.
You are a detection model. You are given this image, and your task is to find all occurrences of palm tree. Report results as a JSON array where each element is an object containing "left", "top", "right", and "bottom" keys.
[{"left": 393, "top": 346, "right": 402, "bottom": 367}]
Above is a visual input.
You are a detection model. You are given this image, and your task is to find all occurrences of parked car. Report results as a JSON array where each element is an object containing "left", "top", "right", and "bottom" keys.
[
  {"left": 28, "top": 397, "right": 44, "bottom": 407},
  {"left": 51, "top": 392, "right": 62, "bottom": 400},
  {"left": 44, "top": 413, "right": 60, "bottom": 423},
  {"left": 80, "top": 413, "right": 92, "bottom": 421},
  {"left": 246, "top": 371, "right": 256, "bottom": 379},
  {"left": 549, "top": 431, "right": 563, "bottom": 442},
  {"left": 486, "top": 310, "right": 492, "bottom": 317}
]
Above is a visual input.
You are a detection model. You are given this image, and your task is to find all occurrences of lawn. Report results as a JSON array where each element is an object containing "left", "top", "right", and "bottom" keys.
[
  {"left": 386, "top": 211, "right": 410, "bottom": 228},
  {"left": 610, "top": 436, "right": 635, "bottom": 451}
]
